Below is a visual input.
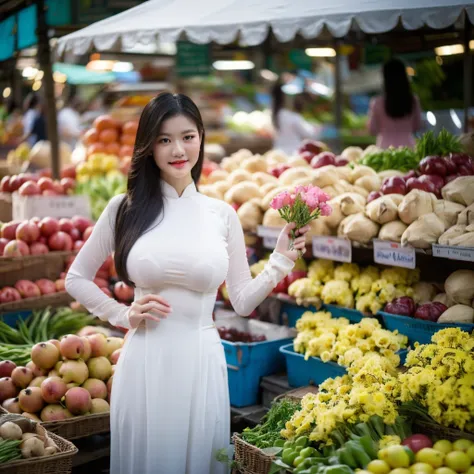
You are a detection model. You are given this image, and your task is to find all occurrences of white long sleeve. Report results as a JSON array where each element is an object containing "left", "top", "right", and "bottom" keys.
[
  {"left": 65, "top": 194, "right": 132, "bottom": 329},
  {"left": 224, "top": 204, "right": 294, "bottom": 316}
]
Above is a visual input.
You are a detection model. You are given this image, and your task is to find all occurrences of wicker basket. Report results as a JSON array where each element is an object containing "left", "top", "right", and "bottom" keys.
[
  {"left": 0, "top": 431, "right": 78, "bottom": 474},
  {"left": 233, "top": 433, "right": 274, "bottom": 474},
  {"left": 42, "top": 412, "right": 110, "bottom": 440},
  {"left": 275, "top": 385, "right": 319, "bottom": 403},
  {"left": 0, "top": 291, "right": 74, "bottom": 312},
  {"left": 413, "top": 420, "right": 474, "bottom": 442}
]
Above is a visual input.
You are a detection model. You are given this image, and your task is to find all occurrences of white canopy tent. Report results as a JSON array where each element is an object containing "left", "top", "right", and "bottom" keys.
[{"left": 57, "top": 0, "right": 474, "bottom": 55}]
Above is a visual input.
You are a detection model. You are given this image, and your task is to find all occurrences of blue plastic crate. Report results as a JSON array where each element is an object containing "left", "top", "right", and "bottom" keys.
[
  {"left": 280, "top": 343, "right": 409, "bottom": 387},
  {"left": 279, "top": 343, "right": 346, "bottom": 387},
  {"left": 280, "top": 301, "right": 318, "bottom": 328},
  {"left": 378, "top": 311, "right": 474, "bottom": 345},
  {"left": 0, "top": 310, "right": 32, "bottom": 327},
  {"left": 223, "top": 336, "right": 293, "bottom": 407},
  {"left": 323, "top": 305, "right": 366, "bottom": 324}
]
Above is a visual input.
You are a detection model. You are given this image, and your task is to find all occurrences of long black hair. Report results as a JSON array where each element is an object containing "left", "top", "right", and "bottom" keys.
[
  {"left": 114, "top": 92, "right": 205, "bottom": 286},
  {"left": 271, "top": 82, "right": 284, "bottom": 130},
  {"left": 383, "top": 58, "right": 414, "bottom": 119}
]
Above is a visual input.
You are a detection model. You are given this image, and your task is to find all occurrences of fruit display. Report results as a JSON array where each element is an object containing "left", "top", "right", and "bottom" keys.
[
  {"left": 0, "top": 216, "right": 94, "bottom": 257},
  {"left": 0, "top": 173, "right": 75, "bottom": 197},
  {"left": 0, "top": 278, "right": 67, "bottom": 304},
  {"left": 217, "top": 326, "right": 266, "bottom": 343},
  {"left": 0, "top": 414, "right": 62, "bottom": 462},
  {"left": 75, "top": 155, "right": 125, "bottom": 181},
  {"left": 0, "top": 307, "right": 97, "bottom": 365},
  {"left": 82, "top": 115, "right": 137, "bottom": 160},
  {"left": 5, "top": 143, "right": 30, "bottom": 172},
  {"left": 0, "top": 332, "right": 123, "bottom": 421},
  {"left": 292, "top": 311, "right": 407, "bottom": 363}
]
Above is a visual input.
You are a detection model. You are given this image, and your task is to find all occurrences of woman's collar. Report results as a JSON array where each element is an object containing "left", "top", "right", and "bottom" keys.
[{"left": 161, "top": 180, "right": 197, "bottom": 199}]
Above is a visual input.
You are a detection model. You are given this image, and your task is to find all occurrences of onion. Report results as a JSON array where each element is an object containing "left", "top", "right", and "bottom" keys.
[{"left": 402, "top": 434, "right": 433, "bottom": 453}]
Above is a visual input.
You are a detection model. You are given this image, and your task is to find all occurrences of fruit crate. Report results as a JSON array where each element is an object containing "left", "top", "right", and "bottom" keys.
[
  {"left": 378, "top": 311, "right": 474, "bottom": 345},
  {"left": 0, "top": 251, "right": 76, "bottom": 287},
  {"left": 216, "top": 316, "right": 296, "bottom": 407},
  {"left": 0, "top": 291, "right": 74, "bottom": 313},
  {"left": 280, "top": 344, "right": 408, "bottom": 388},
  {"left": 0, "top": 406, "right": 110, "bottom": 441}
]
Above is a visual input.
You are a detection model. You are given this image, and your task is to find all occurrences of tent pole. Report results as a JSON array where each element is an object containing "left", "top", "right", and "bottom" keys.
[
  {"left": 334, "top": 40, "right": 343, "bottom": 151},
  {"left": 37, "top": 0, "right": 60, "bottom": 179},
  {"left": 463, "top": 15, "right": 472, "bottom": 133}
]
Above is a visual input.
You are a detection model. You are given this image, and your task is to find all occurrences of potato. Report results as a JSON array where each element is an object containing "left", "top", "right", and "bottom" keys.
[
  {"left": 241, "top": 156, "right": 268, "bottom": 173},
  {"left": 206, "top": 169, "right": 229, "bottom": 184},
  {"left": 278, "top": 167, "right": 311, "bottom": 185},
  {"left": 224, "top": 182, "right": 261, "bottom": 205},
  {"left": 262, "top": 208, "right": 286, "bottom": 227},
  {"left": 251, "top": 172, "right": 278, "bottom": 186},
  {"left": 237, "top": 201, "right": 263, "bottom": 232},
  {"left": 228, "top": 169, "right": 253, "bottom": 186}
]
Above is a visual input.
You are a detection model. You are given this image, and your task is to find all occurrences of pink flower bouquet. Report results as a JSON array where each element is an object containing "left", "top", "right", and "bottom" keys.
[{"left": 270, "top": 185, "right": 332, "bottom": 253}]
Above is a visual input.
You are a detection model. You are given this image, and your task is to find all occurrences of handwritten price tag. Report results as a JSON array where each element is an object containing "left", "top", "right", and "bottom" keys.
[
  {"left": 373, "top": 240, "right": 416, "bottom": 269},
  {"left": 257, "top": 226, "right": 282, "bottom": 250},
  {"left": 432, "top": 244, "right": 474, "bottom": 262},
  {"left": 312, "top": 237, "right": 352, "bottom": 262}
]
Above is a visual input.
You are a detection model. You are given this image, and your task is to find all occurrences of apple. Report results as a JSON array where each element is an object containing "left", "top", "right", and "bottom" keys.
[
  {"left": 113, "top": 282, "right": 134, "bottom": 302},
  {"left": 60, "top": 165, "right": 76, "bottom": 180},
  {"left": 310, "top": 152, "right": 336, "bottom": 169},
  {"left": 406, "top": 177, "right": 436, "bottom": 194},
  {"left": 37, "top": 177, "right": 55, "bottom": 193},
  {"left": 58, "top": 218, "right": 74, "bottom": 234},
  {"left": 52, "top": 181, "right": 64, "bottom": 195},
  {"left": 69, "top": 228, "right": 81, "bottom": 242},
  {"left": 14, "top": 280, "right": 41, "bottom": 298},
  {"left": 82, "top": 226, "right": 94, "bottom": 242},
  {"left": 18, "top": 181, "right": 40, "bottom": 196},
  {"left": 48, "top": 232, "right": 73, "bottom": 251},
  {"left": 287, "top": 270, "right": 307, "bottom": 286},
  {"left": 272, "top": 277, "right": 288, "bottom": 294},
  {"left": 8, "top": 176, "right": 22, "bottom": 192},
  {"left": 0, "top": 176, "right": 11, "bottom": 193},
  {"left": 298, "top": 139, "right": 326, "bottom": 155},
  {"left": 29, "top": 242, "right": 49, "bottom": 255},
  {"left": 1, "top": 221, "right": 20, "bottom": 240},
  {"left": 3, "top": 240, "right": 30, "bottom": 257},
  {"left": 0, "top": 287, "right": 21, "bottom": 302},
  {"left": 71, "top": 216, "right": 93, "bottom": 234},
  {"left": 60, "top": 178, "right": 75, "bottom": 193},
  {"left": 0, "top": 238, "right": 9, "bottom": 256},
  {"left": 16, "top": 221, "right": 40, "bottom": 243},
  {"left": 419, "top": 156, "right": 447, "bottom": 177},
  {"left": 42, "top": 190, "right": 59, "bottom": 196},
  {"left": 73, "top": 240, "right": 84, "bottom": 251},
  {"left": 39, "top": 217, "right": 60, "bottom": 237}
]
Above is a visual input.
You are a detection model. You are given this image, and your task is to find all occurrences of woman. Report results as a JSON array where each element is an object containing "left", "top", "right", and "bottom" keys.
[
  {"left": 368, "top": 59, "right": 422, "bottom": 148},
  {"left": 22, "top": 93, "right": 39, "bottom": 147},
  {"left": 65, "top": 93, "right": 308, "bottom": 474},
  {"left": 272, "top": 82, "right": 320, "bottom": 155}
]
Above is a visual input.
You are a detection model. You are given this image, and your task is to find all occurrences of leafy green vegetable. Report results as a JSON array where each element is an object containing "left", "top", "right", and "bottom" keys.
[
  {"left": 415, "top": 129, "right": 463, "bottom": 159},
  {"left": 359, "top": 147, "right": 419, "bottom": 172},
  {"left": 241, "top": 398, "right": 301, "bottom": 449}
]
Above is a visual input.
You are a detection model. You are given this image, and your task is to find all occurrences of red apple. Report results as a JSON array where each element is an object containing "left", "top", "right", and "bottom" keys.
[
  {"left": 3, "top": 240, "right": 30, "bottom": 257},
  {"left": 18, "top": 181, "right": 40, "bottom": 196},
  {"left": 8, "top": 176, "right": 22, "bottom": 192},
  {"left": 42, "top": 190, "right": 59, "bottom": 196},
  {"left": 48, "top": 232, "right": 73, "bottom": 251},
  {"left": 1, "top": 221, "right": 21, "bottom": 240},
  {"left": 311, "top": 152, "right": 336, "bottom": 169},
  {"left": 0, "top": 176, "right": 11, "bottom": 193},
  {"left": 52, "top": 181, "right": 64, "bottom": 195},
  {"left": 114, "top": 282, "right": 134, "bottom": 302},
  {"left": 39, "top": 169, "right": 52, "bottom": 179},
  {"left": 60, "top": 165, "right": 76, "bottom": 180},
  {"left": 58, "top": 218, "right": 74, "bottom": 234},
  {"left": 14, "top": 280, "right": 41, "bottom": 298},
  {"left": 29, "top": 242, "right": 49, "bottom": 255},
  {"left": 55, "top": 279, "right": 65, "bottom": 291},
  {"left": 69, "top": 228, "right": 81, "bottom": 241},
  {"left": 272, "top": 277, "right": 289, "bottom": 294},
  {"left": 16, "top": 221, "right": 40, "bottom": 243},
  {"left": 73, "top": 240, "right": 84, "bottom": 251},
  {"left": 38, "top": 236, "right": 47, "bottom": 245},
  {"left": 35, "top": 279, "right": 57, "bottom": 295},
  {"left": 82, "top": 226, "right": 93, "bottom": 242},
  {"left": 39, "top": 217, "right": 60, "bottom": 237},
  {"left": 0, "top": 287, "right": 21, "bottom": 303},
  {"left": 30, "top": 217, "right": 40, "bottom": 225},
  {"left": 37, "top": 177, "right": 54, "bottom": 193},
  {"left": 0, "top": 238, "right": 9, "bottom": 256},
  {"left": 71, "top": 216, "right": 93, "bottom": 234},
  {"left": 60, "top": 178, "right": 75, "bottom": 193},
  {"left": 287, "top": 270, "right": 307, "bottom": 286}
]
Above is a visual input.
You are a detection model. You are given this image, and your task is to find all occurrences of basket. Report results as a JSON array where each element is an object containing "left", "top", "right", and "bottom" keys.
[
  {"left": 42, "top": 412, "right": 110, "bottom": 440},
  {"left": 0, "top": 431, "right": 78, "bottom": 473},
  {"left": 233, "top": 433, "right": 274, "bottom": 474},
  {"left": 324, "top": 304, "right": 366, "bottom": 324},
  {"left": 413, "top": 420, "right": 474, "bottom": 442},
  {"left": 379, "top": 311, "right": 474, "bottom": 344},
  {"left": 0, "top": 251, "right": 76, "bottom": 288},
  {"left": 274, "top": 385, "right": 319, "bottom": 403},
  {"left": 0, "top": 292, "right": 74, "bottom": 313}
]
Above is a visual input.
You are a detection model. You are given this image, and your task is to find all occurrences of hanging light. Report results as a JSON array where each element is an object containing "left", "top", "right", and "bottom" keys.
[
  {"left": 434, "top": 44, "right": 464, "bottom": 56},
  {"left": 426, "top": 111, "right": 437, "bottom": 126},
  {"left": 305, "top": 48, "right": 336, "bottom": 58},
  {"left": 450, "top": 109, "right": 462, "bottom": 129},
  {"left": 86, "top": 60, "right": 116, "bottom": 71},
  {"left": 260, "top": 69, "right": 278, "bottom": 81},
  {"left": 3, "top": 87, "right": 11, "bottom": 98},
  {"left": 212, "top": 60, "right": 255, "bottom": 71},
  {"left": 53, "top": 71, "right": 67, "bottom": 83},
  {"left": 32, "top": 81, "right": 42, "bottom": 91},
  {"left": 22, "top": 67, "right": 38, "bottom": 79}
]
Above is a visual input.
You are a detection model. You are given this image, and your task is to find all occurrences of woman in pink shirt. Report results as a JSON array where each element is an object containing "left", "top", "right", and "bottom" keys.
[{"left": 368, "top": 59, "right": 422, "bottom": 149}]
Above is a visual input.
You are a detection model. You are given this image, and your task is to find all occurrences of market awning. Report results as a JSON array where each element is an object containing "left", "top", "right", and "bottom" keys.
[
  {"left": 53, "top": 63, "right": 116, "bottom": 84},
  {"left": 57, "top": 0, "right": 474, "bottom": 54}
]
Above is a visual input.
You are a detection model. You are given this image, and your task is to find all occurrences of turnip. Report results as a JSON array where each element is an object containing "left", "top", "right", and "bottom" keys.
[{"left": 0, "top": 421, "right": 22, "bottom": 440}]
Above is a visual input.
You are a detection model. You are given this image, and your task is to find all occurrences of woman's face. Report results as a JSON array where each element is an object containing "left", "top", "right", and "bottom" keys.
[{"left": 153, "top": 114, "right": 201, "bottom": 182}]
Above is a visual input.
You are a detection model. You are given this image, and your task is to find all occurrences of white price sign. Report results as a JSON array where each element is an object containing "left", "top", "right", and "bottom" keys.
[
  {"left": 257, "top": 226, "right": 282, "bottom": 250},
  {"left": 432, "top": 244, "right": 474, "bottom": 262},
  {"left": 373, "top": 240, "right": 416, "bottom": 269},
  {"left": 312, "top": 236, "right": 352, "bottom": 262}
]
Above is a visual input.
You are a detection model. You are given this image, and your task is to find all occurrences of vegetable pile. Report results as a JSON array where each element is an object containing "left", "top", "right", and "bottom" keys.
[{"left": 0, "top": 414, "right": 61, "bottom": 463}]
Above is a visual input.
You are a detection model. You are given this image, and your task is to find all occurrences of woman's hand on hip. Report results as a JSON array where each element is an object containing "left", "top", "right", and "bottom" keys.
[
  {"left": 275, "top": 222, "right": 310, "bottom": 262},
  {"left": 127, "top": 294, "right": 172, "bottom": 328}
]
